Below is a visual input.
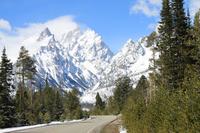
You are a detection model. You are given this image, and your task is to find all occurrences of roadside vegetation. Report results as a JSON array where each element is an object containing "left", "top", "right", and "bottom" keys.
[{"left": 121, "top": 0, "right": 200, "bottom": 132}]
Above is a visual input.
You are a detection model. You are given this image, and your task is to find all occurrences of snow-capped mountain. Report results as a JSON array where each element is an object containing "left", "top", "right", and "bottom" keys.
[
  {"left": 21, "top": 28, "right": 113, "bottom": 93},
  {"left": 81, "top": 38, "right": 153, "bottom": 103},
  {"left": 17, "top": 27, "right": 153, "bottom": 103}
]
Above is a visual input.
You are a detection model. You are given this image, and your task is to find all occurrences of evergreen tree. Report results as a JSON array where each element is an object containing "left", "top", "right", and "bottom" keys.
[
  {"left": 194, "top": 9, "right": 200, "bottom": 48},
  {"left": 105, "top": 96, "right": 118, "bottom": 115},
  {"left": 158, "top": 0, "right": 174, "bottom": 89},
  {"left": 16, "top": 46, "right": 36, "bottom": 88},
  {"left": 38, "top": 112, "right": 44, "bottom": 124},
  {"left": 194, "top": 10, "right": 200, "bottom": 71},
  {"left": 95, "top": 92, "right": 105, "bottom": 111},
  {"left": 15, "top": 46, "right": 36, "bottom": 125},
  {"left": 63, "top": 89, "right": 82, "bottom": 119},
  {"left": 15, "top": 85, "right": 29, "bottom": 125},
  {"left": 135, "top": 75, "right": 149, "bottom": 105},
  {"left": 122, "top": 76, "right": 149, "bottom": 133},
  {"left": 26, "top": 89, "right": 36, "bottom": 125},
  {"left": 31, "top": 91, "right": 43, "bottom": 124},
  {"left": 113, "top": 76, "right": 132, "bottom": 113},
  {"left": 180, "top": 10, "right": 200, "bottom": 131},
  {"left": 157, "top": 0, "right": 189, "bottom": 90},
  {"left": 0, "top": 48, "right": 15, "bottom": 128},
  {"left": 148, "top": 32, "right": 159, "bottom": 101},
  {"left": 186, "top": 8, "right": 191, "bottom": 29},
  {"left": 171, "top": 0, "right": 188, "bottom": 89},
  {"left": 43, "top": 79, "right": 55, "bottom": 120},
  {"left": 53, "top": 91, "right": 64, "bottom": 120},
  {"left": 44, "top": 112, "right": 51, "bottom": 123}
]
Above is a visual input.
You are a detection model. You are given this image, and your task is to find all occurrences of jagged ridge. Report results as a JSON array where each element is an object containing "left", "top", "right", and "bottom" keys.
[{"left": 18, "top": 27, "right": 153, "bottom": 103}]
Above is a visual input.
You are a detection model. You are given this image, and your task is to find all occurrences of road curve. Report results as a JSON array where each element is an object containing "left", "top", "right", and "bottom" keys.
[{"left": 11, "top": 115, "right": 117, "bottom": 133}]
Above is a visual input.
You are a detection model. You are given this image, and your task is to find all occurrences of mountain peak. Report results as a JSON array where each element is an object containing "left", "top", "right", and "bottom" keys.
[
  {"left": 82, "top": 29, "right": 102, "bottom": 42},
  {"left": 37, "top": 27, "right": 52, "bottom": 41},
  {"left": 123, "top": 39, "right": 135, "bottom": 49},
  {"left": 126, "top": 39, "right": 134, "bottom": 44},
  {"left": 84, "top": 29, "right": 96, "bottom": 35}
]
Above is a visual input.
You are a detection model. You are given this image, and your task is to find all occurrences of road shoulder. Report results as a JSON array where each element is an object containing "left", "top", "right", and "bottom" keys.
[{"left": 100, "top": 117, "right": 121, "bottom": 133}]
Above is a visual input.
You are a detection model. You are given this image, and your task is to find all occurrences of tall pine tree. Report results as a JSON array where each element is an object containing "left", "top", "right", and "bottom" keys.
[
  {"left": 95, "top": 92, "right": 105, "bottom": 111},
  {"left": 158, "top": 0, "right": 189, "bottom": 90},
  {"left": 135, "top": 75, "right": 149, "bottom": 105},
  {"left": 113, "top": 76, "right": 132, "bottom": 113},
  {"left": 63, "top": 89, "right": 82, "bottom": 119},
  {"left": 16, "top": 46, "right": 36, "bottom": 125},
  {"left": 0, "top": 48, "right": 15, "bottom": 128},
  {"left": 158, "top": 0, "right": 173, "bottom": 89},
  {"left": 171, "top": 0, "right": 188, "bottom": 89},
  {"left": 16, "top": 46, "right": 36, "bottom": 88},
  {"left": 43, "top": 78, "right": 55, "bottom": 121},
  {"left": 53, "top": 91, "right": 64, "bottom": 121}
]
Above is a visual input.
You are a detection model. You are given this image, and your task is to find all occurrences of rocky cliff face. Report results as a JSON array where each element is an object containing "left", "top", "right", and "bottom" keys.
[{"left": 17, "top": 27, "right": 153, "bottom": 103}]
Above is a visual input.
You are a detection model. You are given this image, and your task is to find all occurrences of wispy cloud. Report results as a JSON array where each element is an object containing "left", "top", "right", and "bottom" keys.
[
  {"left": 130, "top": 0, "right": 200, "bottom": 18},
  {"left": 130, "top": 0, "right": 200, "bottom": 31},
  {"left": 0, "top": 19, "right": 12, "bottom": 31},
  {"left": 130, "top": 0, "right": 161, "bottom": 17},
  {"left": 0, "top": 16, "right": 79, "bottom": 62}
]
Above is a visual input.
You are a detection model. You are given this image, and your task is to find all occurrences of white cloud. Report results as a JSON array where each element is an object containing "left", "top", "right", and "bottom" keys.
[
  {"left": 130, "top": 0, "right": 161, "bottom": 17},
  {"left": 189, "top": 0, "right": 200, "bottom": 16},
  {"left": 16, "top": 16, "right": 78, "bottom": 40},
  {"left": 130, "top": 0, "right": 200, "bottom": 18},
  {"left": 0, "top": 19, "right": 12, "bottom": 31},
  {"left": 0, "top": 15, "right": 79, "bottom": 62}
]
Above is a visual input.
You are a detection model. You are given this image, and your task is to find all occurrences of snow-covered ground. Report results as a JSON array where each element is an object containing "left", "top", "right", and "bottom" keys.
[
  {"left": 119, "top": 126, "right": 127, "bottom": 133},
  {"left": 80, "top": 85, "right": 114, "bottom": 104},
  {"left": 0, "top": 119, "right": 84, "bottom": 133}
]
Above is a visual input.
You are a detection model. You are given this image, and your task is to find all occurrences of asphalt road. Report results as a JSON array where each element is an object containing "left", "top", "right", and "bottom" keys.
[{"left": 11, "top": 115, "right": 117, "bottom": 133}]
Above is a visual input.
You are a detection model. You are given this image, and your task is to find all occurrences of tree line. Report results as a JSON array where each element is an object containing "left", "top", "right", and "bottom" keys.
[
  {"left": 91, "top": 76, "right": 132, "bottom": 115},
  {"left": 0, "top": 46, "right": 87, "bottom": 128},
  {"left": 121, "top": 0, "right": 200, "bottom": 132}
]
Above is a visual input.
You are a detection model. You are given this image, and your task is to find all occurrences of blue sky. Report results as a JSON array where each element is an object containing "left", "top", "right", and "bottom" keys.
[{"left": 0, "top": 0, "right": 199, "bottom": 55}]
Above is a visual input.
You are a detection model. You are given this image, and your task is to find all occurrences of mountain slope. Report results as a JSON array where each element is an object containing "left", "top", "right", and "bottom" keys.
[
  {"left": 21, "top": 28, "right": 113, "bottom": 93},
  {"left": 16, "top": 27, "right": 153, "bottom": 103},
  {"left": 81, "top": 38, "right": 153, "bottom": 103}
]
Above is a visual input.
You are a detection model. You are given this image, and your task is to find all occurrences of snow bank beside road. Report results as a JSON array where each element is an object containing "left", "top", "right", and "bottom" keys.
[
  {"left": 0, "top": 119, "right": 84, "bottom": 133},
  {"left": 119, "top": 126, "right": 127, "bottom": 133}
]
